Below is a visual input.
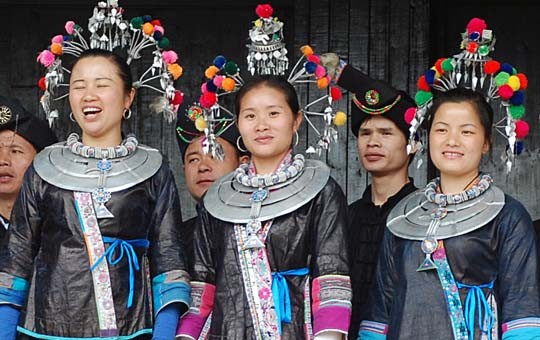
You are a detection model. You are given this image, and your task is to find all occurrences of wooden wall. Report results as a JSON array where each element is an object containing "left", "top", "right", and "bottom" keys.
[{"left": 0, "top": 0, "right": 538, "bottom": 220}]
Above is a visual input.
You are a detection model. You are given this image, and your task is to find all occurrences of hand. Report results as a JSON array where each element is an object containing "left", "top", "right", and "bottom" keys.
[{"left": 314, "top": 330, "right": 343, "bottom": 340}]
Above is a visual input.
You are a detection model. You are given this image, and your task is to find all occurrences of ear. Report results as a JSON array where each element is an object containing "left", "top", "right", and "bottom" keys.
[
  {"left": 239, "top": 155, "right": 250, "bottom": 164},
  {"left": 482, "top": 137, "right": 491, "bottom": 154},
  {"left": 293, "top": 111, "right": 303, "bottom": 131},
  {"left": 124, "top": 87, "right": 136, "bottom": 108}
]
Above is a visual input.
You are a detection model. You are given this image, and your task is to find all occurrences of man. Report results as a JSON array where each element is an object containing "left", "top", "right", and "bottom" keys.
[
  {"left": 0, "top": 95, "right": 57, "bottom": 239},
  {"left": 176, "top": 109, "right": 248, "bottom": 271},
  {"left": 324, "top": 54, "right": 417, "bottom": 337}
]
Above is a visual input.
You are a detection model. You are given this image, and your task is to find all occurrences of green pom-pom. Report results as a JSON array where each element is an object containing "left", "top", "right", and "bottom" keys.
[
  {"left": 478, "top": 45, "right": 490, "bottom": 56},
  {"left": 442, "top": 58, "right": 454, "bottom": 72},
  {"left": 415, "top": 90, "right": 433, "bottom": 106},
  {"left": 224, "top": 61, "right": 239, "bottom": 75},
  {"left": 508, "top": 105, "right": 525, "bottom": 119},
  {"left": 494, "top": 72, "right": 509, "bottom": 87},
  {"left": 130, "top": 17, "right": 143, "bottom": 29},
  {"left": 512, "top": 67, "right": 517, "bottom": 75},
  {"left": 158, "top": 37, "right": 170, "bottom": 49}
]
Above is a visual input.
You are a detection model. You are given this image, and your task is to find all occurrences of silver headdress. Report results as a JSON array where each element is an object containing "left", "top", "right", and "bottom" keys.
[
  {"left": 37, "top": 0, "right": 184, "bottom": 126},
  {"left": 406, "top": 18, "right": 530, "bottom": 172}
]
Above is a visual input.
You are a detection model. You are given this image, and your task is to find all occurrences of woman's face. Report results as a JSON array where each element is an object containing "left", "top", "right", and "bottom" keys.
[
  {"left": 69, "top": 56, "right": 134, "bottom": 145},
  {"left": 237, "top": 85, "right": 302, "bottom": 171},
  {"left": 429, "top": 101, "right": 489, "bottom": 180}
]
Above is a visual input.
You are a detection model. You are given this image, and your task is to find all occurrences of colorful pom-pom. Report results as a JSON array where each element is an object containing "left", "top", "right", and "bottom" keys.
[
  {"left": 151, "top": 19, "right": 162, "bottom": 26},
  {"left": 304, "top": 61, "right": 317, "bottom": 74},
  {"left": 224, "top": 61, "right": 239, "bottom": 75},
  {"left": 441, "top": 58, "right": 454, "bottom": 72},
  {"left": 315, "top": 65, "right": 326, "bottom": 78},
  {"left": 213, "top": 75, "right": 224, "bottom": 88},
  {"left": 171, "top": 91, "right": 184, "bottom": 105},
  {"left": 507, "top": 75, "right": 520, "bottom": 91},
  {"left": 478, "top": 45, "right": 490, "bottom": 56},
  {"left": 195, "top": 116, "right": 207, "bottom": 132},
  {"left": 434, "top": 58, "right": 445, "bottom": 74},
  {"left": 168, "top": 63, "right": 183, "bottom": 80},
  {"left": 484, "top": 60, "right": 500, "bottom": 74},
  {"left": 425, "top": 69, "right": 437, "bottom": 85},
  {"left": 65, "top": 20, "right": 75, "bottom": 34},
  {"left": 153, "top": 31, "right": 163, "bottom": 40},
  {"left": 466, "top": 42, "right": 479, "bottom": 53},
  {"left": 200, "top": 92, "right": 217, "bottom": 109},
  {"left": 158, "top": 37, "right": 170, "bottom": 49},
  {"left": 494, "top": 72, "right": 510, "bottom": 87},
  {"left": 307, "top": 54, "right": 320, "bottom": 64},
  {"left": 162, "top": 51, "right": 178, "bottom": 65},
  {"left": 468, "top": 32, "right": 480, "bottom": 41},
  {"left": 510, "top": 91, "right": 525, "bottom": 106},
  {"left": 404, "top": 107, "right": 417, "bottom": 125},
  {"left": 333, "top": 111, "right": 347, "bottom": 127},
  {"left": 317, "top": 77, "right": 329, "bottom": 89},
  {"left": 142, "top": 15, "right": 152, "bottom": 23},
  {"left": 516, "top": 73, "right": 528, "bottom": 90},
  {"left": 508, "top": 105, "right": 525, "bottom": 119},
  {"left": 515, "top": 140, "right": 524, "bottom": 155},
  {"left": 466, "top": 18, "right": 487, "bottom": 35},
  {"left": 38, "top": 77, "right": 46, "bottom": 91},
  {"left": 500, "top": 63, "right": 514, "bottom": 74},
  {"left": 37, "top": 50, "right": 55, "bottom": 67},
  {"left": 415, "top": 91, "right": 433, "bottom": 106},
  {"left": 205, "top": 65, "right": 219, "bottom": 79},
  {"left": 301, "top": 45, "right": 314, "bottom": 57},
  {"left": 222, "top": 77, "right": 236, "bottom": 92},
  {"left": 206, "top": 80, "right": 218, "bottom": 93},
  {"left": 131, "top": 17, "right": 144, "bottom": 29},
  {"left": 515, "top": 120, "right": 529, "bottom": 139},
  {"left": 201, "top": 83, "right": 208, "bottom": 94},
  {"left": 50, "top": 43, "right": 63, "bottom": 55},
  {"left": 498, "top": 84, "right": 514, "bottom": 100},
  {"left": 330, "top": 87, "right": 342, "bottom": 101},
  {"left": 213, "top": 55, "right": 227, "bottom": 69},
  {"left": 417, "top": 75, "right": 430, "bottom": 92},
  {"left": 254, "top": 19, "right": 263, "bottom": 28},
  {"left": 51, "top": 35, "right": 63, "bottom": 44},
  {"left": 255, "top": 4, "right": 274, "bottom": 19},
  {"left": 142, "top": 22, "right": 154, "bottom": 35},
  {"left": 154, "top": 25, "right": 164, "bottom": 35}
]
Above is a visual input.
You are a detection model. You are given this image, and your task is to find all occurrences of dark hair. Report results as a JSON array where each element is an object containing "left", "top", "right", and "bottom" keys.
[
  {"left": 428, "top": 88, "right": 493, "bottom": 147},
  {"left": 72, "top": 49, "right": 133, "bottom": 95},
  {"left": 235, "top": 75, "right": 300, "bottom": 116}
]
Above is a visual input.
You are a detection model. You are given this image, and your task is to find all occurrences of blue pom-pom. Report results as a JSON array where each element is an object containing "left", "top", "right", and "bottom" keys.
[
  {"left": 304, "top": 61, "right": 317, "bottom": 74},
  {"left": 425, "top": 69, "right": 436, "bottom": 85},
  {"left": 142, "top": 15, "right": 152, "bottom": 22},
  {"left": 468, "top": 32, "right": 480, "bottom": 41},
  {"left": 63, "top": 35, "right": 72, "bottom": 41},
  {"left": 213, "top": 55, "right": 227, "bottom": 69},
  {"left": 515, "top": 140, "right": 524, "bottom": 155},
  {"left": 510, "top": 91, "right": 524, "bottom": 106},
  {"left": 153, "top": 31, "right": 163, "bottom": 40},
  {"left": 500, "top": 63, "right": 514, "bottom": 74},
  {"left": 206, "top": 80, "right": 218, "bottom": 93}
]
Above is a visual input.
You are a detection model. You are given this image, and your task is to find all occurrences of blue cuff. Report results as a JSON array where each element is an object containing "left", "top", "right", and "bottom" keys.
[
  {"left": 358, "top": 330, "right": 386, "bottom": 340},
  {"left": 0, "top": 305, "right": 20, "bottom": 339},
  {"left": 0, "top": 274, "right": 29, "bottom": 307},
  {"left": 152, "top": 303, "right": 180, "bottom": 340},
  {"left": 152, "top": 270, "right": 190, "bottom": 317},
  {"left": 502, "top": 327, "right": 540, "bottom": 340}
]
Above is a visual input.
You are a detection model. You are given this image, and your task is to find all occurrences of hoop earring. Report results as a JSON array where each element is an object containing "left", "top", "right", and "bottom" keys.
[
  {"left": 293, "top": 130, "right": 299, "bottom": 147},
  {"left": 236, "top": 136, "right": 248, "bottom": 153},
  {"left": 69, "top": 112, "right": 76, "bottom": 122},
  {"left": 123, "top": 108, "right": 132, "bottom": 120}
]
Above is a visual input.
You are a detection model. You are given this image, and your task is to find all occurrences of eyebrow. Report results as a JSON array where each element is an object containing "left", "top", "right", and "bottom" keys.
[
  {"left": 71, "top": 77, "right": 114, "bottom": 83},
  {"left": 240, "top": 104, "right": 284, "bottom": 113},
  {"left": 433, "top": 121, "right": 478, "bottom": 128},
  {"left": 185, "top": 150, "right": 201, "bottom": 159}
]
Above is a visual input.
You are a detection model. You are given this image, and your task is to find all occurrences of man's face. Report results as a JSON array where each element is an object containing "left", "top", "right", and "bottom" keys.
[
  {"left": 184, "top": 136, "right": 242, "bottom": 201},
  {"left": 0, "top": 130, "right": 37, "bottom": 198},
  {"left": 356, "top": 116, "right": 409, "bottom": 176}
]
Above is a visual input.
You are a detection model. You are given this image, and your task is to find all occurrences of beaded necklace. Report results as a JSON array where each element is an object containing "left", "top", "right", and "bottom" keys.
[
  {"left": 417, "top": 174, "right": 493, "bottom": 271},
  {"left": 234, "top": 153, "right": 305, "bottom": 249},
  {"left": 67, "top": 133, "right": 139, "bottom": 219}
]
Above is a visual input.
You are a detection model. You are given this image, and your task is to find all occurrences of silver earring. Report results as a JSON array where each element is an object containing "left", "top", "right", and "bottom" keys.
[
  {"left": 69, "top": 112, "right": 76, "bottom": 122},
  {"left": 123, "top": 108, "right": 132, "bottom": 120},
  {"left": 293, "top": 130, "right": 299, "bottom": 147},
  {"left": 236, "top": 136, "right": 248, "bottom": 153}
]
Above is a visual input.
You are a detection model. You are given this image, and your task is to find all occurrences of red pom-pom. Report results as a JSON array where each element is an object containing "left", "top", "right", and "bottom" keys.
[
  {"left": 467, "top": 42, "right": 479, "bottom": 53},
  {"left": 330, "top": 86, "right": 342, "bottom": 101},
  {"left": 515, "top": 120, "right": 529, "bottom": 139},
  {"left": 466, "top": 18, "right": 487, "bottom": 34},
  {"left": 255, "top": 4, "right": 273, "bottom": 18},
  {"left": 151, "top": 19, "right": 161, "bottom": 26},
  {"left": 498, "top": 84, "right": 514, "bottom": 100},
  {"left": 404, "top": 107, "right": 416, "bottom": 125},
  {"left": 171, "top": 91, "right": 183, "bottom": 105},
  {"left": 307, "top": 54, "right": 321, "bottom": 64},
  {"left": 484, "top": 60, "right": 500, "bottom": 75},
  {"left": 516, "top": 73, "right": 528, "bottom": 90},
  {"left": 434, "top": 58, "right": 445, "bottom": 74},
  {"left": 417, "top": 75, "right": 430, "bottom": 92},
  {"left": 200, "top": 92, "right": 217, "bottom": 109},
  {"left": 38, "top": 77, "right": 46, "bottom": 91}
]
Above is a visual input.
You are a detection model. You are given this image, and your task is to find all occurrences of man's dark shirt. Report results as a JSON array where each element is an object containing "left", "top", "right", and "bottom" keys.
[
  {"left": 0, "top": 215, "right": 9, "bottom": 240},
  {"left": 347, "top": 180, "right": 416, "bottom": 338}
]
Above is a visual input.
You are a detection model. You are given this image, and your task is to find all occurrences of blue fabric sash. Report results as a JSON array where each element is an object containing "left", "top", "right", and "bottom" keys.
[
  {"left": 271, "top": 267, "right": 309, "bottom": 334},
  {"left": 456, "top": 281, "right": 495, "bottom": 340},
  {"left": 91, "top": 236, "right": 150, "bottom": 308}
]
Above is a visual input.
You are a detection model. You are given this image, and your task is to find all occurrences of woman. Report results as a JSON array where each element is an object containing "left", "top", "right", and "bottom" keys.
[
  {"left": 0, "top": 49, "right": 190, "bottom": 339},
  {"left": 359, "top": 88, "right": 540, "bottom": 339},
  {"left": 176, "top": 75, "right": 351, "bottom": 339}
]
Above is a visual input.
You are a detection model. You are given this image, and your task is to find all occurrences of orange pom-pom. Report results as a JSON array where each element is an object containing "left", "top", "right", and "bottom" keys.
[
  {"left": 317, "top": 77, "right": 329, "bottom": 89},
  {"left": 484, "top": 60, "right": 500, "bottom": 74},
  {"left": 221, "top": 77, "right": 236, "bottom": 92},
  {"left": 516, "top": 73, "right": 528, "bottom": 90},
  {"left": 301, "top": 45, "right": 314, "bottom": 57},
  {"left": 168, "top": 63, "right": 183, "bottom": 80},
  {"left": 417, "top": 75, "right": 430, "bottom": 91},
  {"left": 205, "top": 65, "right": 219, "bottom": 79},
  {"left": 50, "top": 43, "right": 63, "bottom": 55},
  {"left": 143, "top": 22, "right": 154, "bottom": 35}
]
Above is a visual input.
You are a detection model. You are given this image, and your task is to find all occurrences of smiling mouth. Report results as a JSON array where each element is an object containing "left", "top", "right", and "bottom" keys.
[
  {"left": 82, "top": 107, "right": 102, "bottom": 116},
  {"left": 442, "top": 151, "right": 464, "bottom": 158}
]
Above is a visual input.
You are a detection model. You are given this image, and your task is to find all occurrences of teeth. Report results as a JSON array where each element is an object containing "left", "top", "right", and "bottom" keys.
[{"left": 83, "top": 107, "right": 101, "bottom": 113}]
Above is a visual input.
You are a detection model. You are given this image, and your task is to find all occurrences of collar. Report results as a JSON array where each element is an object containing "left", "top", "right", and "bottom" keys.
[
  {"left": 360, "top": 178, "right": 416, "bottom": 211},
  {"left": 0, "top": 214, "right": 9, "bottom": 230}
]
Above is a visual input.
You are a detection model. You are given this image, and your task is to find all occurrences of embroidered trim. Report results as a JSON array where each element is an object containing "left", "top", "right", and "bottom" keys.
[
  {"left": 176, "top": 281, "right": 215, "bottom": 338},
  {"left": 502, "top": 317, "right": 540, "bottom": 332},
  {"left": 359, "top": 320, "right": 388, "bottom": 334},
  {"left": 311, "top": 274, "right": 352, "bottom": 334},
  {"left": 352, "top": 93, "right": 401, "bottom": 115}
]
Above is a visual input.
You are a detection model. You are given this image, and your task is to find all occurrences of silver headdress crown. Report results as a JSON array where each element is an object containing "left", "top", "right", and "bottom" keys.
[
  {"left": 177, "top": 3, "right": 347, "bottom": 160},
  {"left": 406, "top": 18, "right": 530, "bottom": 172},
  {"left": 37, "top": 0, "right": 184, "bottom": 126}
]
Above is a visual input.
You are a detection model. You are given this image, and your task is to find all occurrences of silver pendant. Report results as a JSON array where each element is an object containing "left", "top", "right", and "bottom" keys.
[
  {"left": 243, "top": 219, "right": 264, "bottom": 250},
  {"left": 417, "top": 237, "right": 438, "bottom": 272}
]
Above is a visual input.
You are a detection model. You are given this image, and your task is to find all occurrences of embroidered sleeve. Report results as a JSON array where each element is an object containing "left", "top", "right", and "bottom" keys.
[
  {"left": 176, "top": 281, "right": 216, "bottom": 338},
  {"left": 152, "top": 269, "right": 191, "bottom": 316},
  {"left": 311, "top": 274, "right": 352, "bottom": 336},
  {"left": 358, "top": 320, "right": 388, "bottom": 339},
  {"left": 502, "top": 317, "right": 540, "bottom": 339}
]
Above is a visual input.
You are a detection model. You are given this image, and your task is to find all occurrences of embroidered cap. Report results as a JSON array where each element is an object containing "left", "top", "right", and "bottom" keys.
[{"left": 337, "top": 64, "right": 416, "bottom": 138}]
